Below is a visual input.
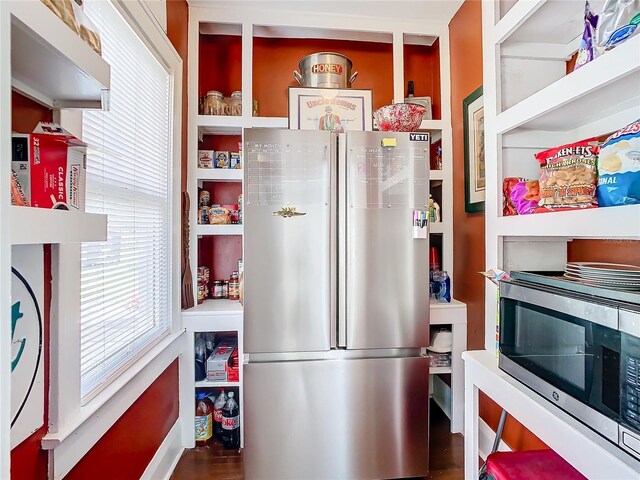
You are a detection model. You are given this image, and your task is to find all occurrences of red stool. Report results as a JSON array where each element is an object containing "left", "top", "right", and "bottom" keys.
[{"left": 485, "top": 449, "right": 587, "bottom": 480}]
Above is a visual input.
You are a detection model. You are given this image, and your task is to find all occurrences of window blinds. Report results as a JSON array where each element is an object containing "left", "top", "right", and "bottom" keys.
[{"left": 80, "top": 1, "right": 172, "bottom": 399}]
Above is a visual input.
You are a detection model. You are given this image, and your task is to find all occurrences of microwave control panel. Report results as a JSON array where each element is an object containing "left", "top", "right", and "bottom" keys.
[{"left": 623, "top": 355, "right": 640, "bottom": 433}]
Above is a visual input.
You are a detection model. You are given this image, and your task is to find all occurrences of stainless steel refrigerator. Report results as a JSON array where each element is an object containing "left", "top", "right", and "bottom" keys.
[{"left": 243, "top": 129, "right": 430, "bottom": 480}]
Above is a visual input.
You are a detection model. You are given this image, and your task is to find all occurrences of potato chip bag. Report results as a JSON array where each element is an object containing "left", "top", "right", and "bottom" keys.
[{"left": 597, "top": 120, "right": 640, "bottom": 206}]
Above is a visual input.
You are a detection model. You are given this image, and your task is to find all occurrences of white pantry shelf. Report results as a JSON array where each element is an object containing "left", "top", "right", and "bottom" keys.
[
  {"left": 430, "top": 222, "right": 445, "bottom": 234},
  {"left": 496, "top": 205, "right": 640, "bottom": 239},
  {"left": 196, "top": 224, "right": 243, "bottom": 236},
  {"left": 430, "top": 169, "right": 443, "bottom": 181},
  {"left": 496, "top": 35, "right": 640, "bottom": 134},
  {"left": 10, "top": 206, "right": 107, "bottom": 245},
  {"left": 182, "top": 300, "right": 243, "bottom": 331},
  {"left": 494, "top": 0, "right": 599, "bottom": 46},
  {"left": 419, "top": 119, "right": 446, "bottom": 131},
  {"left": 195, "top": 380, "right": 240, "bottom": 389},
  {"left": 196, "top": 168, "right": 243, "bottom": 182},
  {"left": 250, "top": 117, "right": 288, "bottom": 129},
  {"left": 429, "top": 366, "right": 452, "bottom": 375},
  {"left": 198, "top": 115, "right": 243, "bottom": 137},
  {"left": 10, "top": 0, "right": 110, "bottom": 109}
]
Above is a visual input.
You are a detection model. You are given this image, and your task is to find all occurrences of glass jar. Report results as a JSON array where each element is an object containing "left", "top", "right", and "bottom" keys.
[
  {"left": 203, "top": 90, "right": 226, "bottom": 116},
  {"left": 226, "top": 91, "right": 242, "bottom": 116},
  {"left": 213, "top": 280, "right": 224, "bottom": 299},
  {"left": 223, "top": 280, "right": 229, "bottom": 299},
  {"left": 229, "top": 272, "right": 240, "bottom": 300}
]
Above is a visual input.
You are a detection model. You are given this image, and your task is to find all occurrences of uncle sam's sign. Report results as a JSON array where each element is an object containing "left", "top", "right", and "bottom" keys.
[{"left": 11, "top": 245, "right": 44, "bottom": 448}]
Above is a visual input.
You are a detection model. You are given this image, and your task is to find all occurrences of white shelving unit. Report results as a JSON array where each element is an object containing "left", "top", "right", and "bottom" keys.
[
  {"left": 475, "top": 1, "right": 640, "bottom": 478},
  {"left": 464, "top": 350, "right": 640, "bottom": 479},
  {"left": 10, "top": 1, "right": 110, "bottom": 109},
  {"left": 10, "top": 206, "right": 107, "bottom": 245},
  {"left": 181, "top": 2, "right": 467, "bottom": 451},
  {"left": 0, "top": 2, "right": 111, "bottom": 476},
  {"left": 430, "top": 299, "right": 467, "bottom": 434}
]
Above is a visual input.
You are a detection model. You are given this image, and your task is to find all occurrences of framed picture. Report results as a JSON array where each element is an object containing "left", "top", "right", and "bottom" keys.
[
  {"left": 463, "top": 86, "right": 485, "bottom": 213},
  {"left": 288, "top": 87, "right": 373, "bottom": 132}
]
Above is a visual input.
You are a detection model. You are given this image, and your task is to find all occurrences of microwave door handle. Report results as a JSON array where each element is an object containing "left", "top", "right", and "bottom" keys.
[
  {"left": 620, "top": 310, "right": 640, "bottom": 338},
  {"left": 500, "top": 282, "right": 618, "bottom": 331}
]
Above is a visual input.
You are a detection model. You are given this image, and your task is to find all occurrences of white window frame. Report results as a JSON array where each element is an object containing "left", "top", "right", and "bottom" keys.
[{"left": 42, "top": 2, "right": 184, "bottom": 478}]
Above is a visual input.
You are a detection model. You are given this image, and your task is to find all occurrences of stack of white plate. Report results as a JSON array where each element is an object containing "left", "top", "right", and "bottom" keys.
[{"left": 564, "top": 262, "right": 640, "bottom": 291}]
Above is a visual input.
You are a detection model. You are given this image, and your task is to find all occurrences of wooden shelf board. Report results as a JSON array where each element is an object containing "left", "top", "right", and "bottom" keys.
[{"left": 10, "top": 206, "right": 107, "bottom": 245}]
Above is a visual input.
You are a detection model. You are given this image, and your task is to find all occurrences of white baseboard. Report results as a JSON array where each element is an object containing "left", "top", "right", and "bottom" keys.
[
  {"left": 478, "top": 418, "right": 511, "bottom": 460},
  {"left": 140, "top": 419, "right": 184, "bottom": 480}
]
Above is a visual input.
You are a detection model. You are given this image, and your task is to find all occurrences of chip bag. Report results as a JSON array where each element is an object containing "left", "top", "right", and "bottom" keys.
[
  {"left": 597, "top": 120, "right": 640, "bottom": 206},
  {"left": 536, "top": 138, "right": 599, "bottom": 210},
  {"left": 511, "top": 180, "right": 540, "bottom": 215}
]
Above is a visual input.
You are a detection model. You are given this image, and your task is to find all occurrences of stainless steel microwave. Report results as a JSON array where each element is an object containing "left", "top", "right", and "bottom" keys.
[{"left": 499, "top": 271, "right": 640, "bottom": 461}]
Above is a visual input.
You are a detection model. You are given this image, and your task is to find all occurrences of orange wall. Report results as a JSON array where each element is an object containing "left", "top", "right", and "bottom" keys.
[
  {"left": 449, "top": 0, "right": 546, "bottom": 452},
  {"left": 450, "top": 0, "right": 485, "bottom": 352},
  {"left": 568, "top": 240, "right": 640, "bottom": 265}
]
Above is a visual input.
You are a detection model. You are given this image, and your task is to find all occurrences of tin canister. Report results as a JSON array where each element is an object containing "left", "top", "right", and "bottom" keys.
[{"left": 293, "top": 52, "right": 358, "bottom": 88}]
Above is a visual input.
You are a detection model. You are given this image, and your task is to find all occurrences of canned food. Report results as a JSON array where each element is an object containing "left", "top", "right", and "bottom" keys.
[
  {"left": 213, "top": 280, "right": 224, "bottom": 299},
  {"left": 198, "top": 206, "right": 210, "bottom": 224},
  {"left": 197, "top": 266, "right": 210, "bottom": 283},
  {"left": 197, "top": 281, "right": 206, "bottom": 303},
  {"left": 222, "top": 280, "right": 229, "bottom": 299}
]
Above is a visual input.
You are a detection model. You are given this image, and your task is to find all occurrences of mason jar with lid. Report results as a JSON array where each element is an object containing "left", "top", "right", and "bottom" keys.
[
  {"left": 203, "top": 90, "right": 226, "bottom": 115},
  {"left": 226, "top": 91, "right": 242, "bottom": 116}
]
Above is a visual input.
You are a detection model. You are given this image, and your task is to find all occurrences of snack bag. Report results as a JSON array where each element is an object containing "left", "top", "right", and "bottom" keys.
[
  {"left": 502, "top": 177, "right": 523, "bottom": 216},
  {"left": 595, "top": 0, "right": 640, "bottom": 56},
  {"left": 510, "top": 180, "right": 540, "bottom": 215},
  {"left": 574, "top": 1, "right": 598, "bottom": 70},
  {"left": 536, "top": 138, "right": 599, "bottom": 210},
  {"left": 597, "top": 120, "right": 640, "bottom": 206}
]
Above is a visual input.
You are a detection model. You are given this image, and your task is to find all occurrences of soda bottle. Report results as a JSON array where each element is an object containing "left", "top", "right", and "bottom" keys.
[
  {"left": 194, "top": 392, "right": 214, "bottom": 446},
  {"left": 221, "top": 391, "right": 240, "bottom": 450},
  {"left": 213, "top": 389, "right": 227, "bottom": 442}
]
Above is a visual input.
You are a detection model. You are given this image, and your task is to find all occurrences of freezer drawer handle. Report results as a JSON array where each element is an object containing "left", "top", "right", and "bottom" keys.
[{"left": 273, "top": 207, "right": 306, "bottom": 218}]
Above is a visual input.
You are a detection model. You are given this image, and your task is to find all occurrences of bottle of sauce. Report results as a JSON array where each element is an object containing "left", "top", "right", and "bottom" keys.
[
  {"left": 195, "top": 392, "right": 215, "bottom": 446},
  {"left": 229, "top": 272, "right": 240, "bottom": 300}
]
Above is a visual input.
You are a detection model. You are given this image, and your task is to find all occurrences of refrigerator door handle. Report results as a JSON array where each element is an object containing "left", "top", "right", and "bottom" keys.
[
  {"left": 337, "top": 133, "right": 347, "bottom": 348},
  {"left": 272, "top": 207, "right": 306, "bottom": 217}
]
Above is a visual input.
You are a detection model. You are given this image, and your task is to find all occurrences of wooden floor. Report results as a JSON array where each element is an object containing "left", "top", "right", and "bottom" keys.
[{"left": 171, "top": 400, "right": 464, "bottom": 480}]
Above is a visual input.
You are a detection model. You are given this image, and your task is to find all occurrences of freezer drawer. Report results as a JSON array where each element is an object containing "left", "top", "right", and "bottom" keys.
[
  {"left": 344, "top": 131, "right": 430, "bottom": 349},
  {"left": 244, "top": 356, "right": 429, "bottom": 480},
  {"left": 244, "top": 129, "right": 334, "bottom": 354}
]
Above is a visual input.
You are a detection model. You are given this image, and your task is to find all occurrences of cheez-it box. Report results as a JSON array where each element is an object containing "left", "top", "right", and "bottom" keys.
[{"left": 12, "top": 123, "right": 87, "bottom": 211}]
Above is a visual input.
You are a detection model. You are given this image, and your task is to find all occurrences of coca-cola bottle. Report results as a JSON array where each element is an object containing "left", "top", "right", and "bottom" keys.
[
  {"left": 213, "top": 389, "right": 227, "bottom": 442},
  {"left": 221, "top": 391, "right": 240, "bottom": 450}
]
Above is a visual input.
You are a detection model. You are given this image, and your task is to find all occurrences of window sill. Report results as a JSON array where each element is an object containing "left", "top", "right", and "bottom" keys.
[{"left": 42, "top": 329, "right": 185, "bottom": 477}]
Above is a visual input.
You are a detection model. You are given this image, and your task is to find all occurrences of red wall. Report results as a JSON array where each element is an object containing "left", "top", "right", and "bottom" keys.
[
  {"left": 10, "top": 1, "right": 189, "bottom": 476},
  {"left": 10, "top": 93, "right": 53, "bottom": 480},
  {"left": 65, "top": 361, "right": 179, "bottom": 480},
  {"left": 168, "top": 0, "right": 189, "bottom": 192}
]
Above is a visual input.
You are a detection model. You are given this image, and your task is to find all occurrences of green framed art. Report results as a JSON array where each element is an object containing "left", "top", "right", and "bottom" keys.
[{"left": 463, "top": 86, "right": 485, "bottom": 213}]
